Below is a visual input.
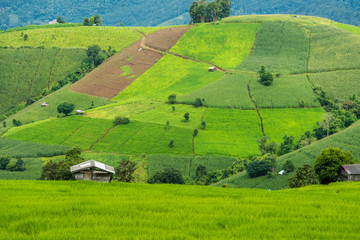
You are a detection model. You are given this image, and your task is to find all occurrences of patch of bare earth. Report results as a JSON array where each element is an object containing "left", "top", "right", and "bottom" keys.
[{"left": 70, "top": 26, "right": 192, "bottom": 99}]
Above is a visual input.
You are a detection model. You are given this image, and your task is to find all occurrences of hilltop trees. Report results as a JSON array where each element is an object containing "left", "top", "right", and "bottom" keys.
[
  {"left": 83, "top": 15, "right": 102, "bottom": 26},
  {"left": 190, "top": 0, "right": 231, "bottom": 23}
]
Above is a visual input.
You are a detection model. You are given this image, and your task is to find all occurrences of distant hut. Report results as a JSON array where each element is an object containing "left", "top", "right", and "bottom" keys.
[
  {"left": 48, "top": 19, "right": 58, "bottom": 24},
  {"left": 76, "top": 110, "right": 85, "bottom": 115},
  {"left": 208, "top": 66, "right": 216, "bottom": 72},
  {"left": 41, "top": 102, "right": 49, "bottom": 107},
  {"left": 341, "top": 165, "right": 360, "bottom": 181},
  {"left": 70, "top": 160, "right": 115, "bottom": 183}
]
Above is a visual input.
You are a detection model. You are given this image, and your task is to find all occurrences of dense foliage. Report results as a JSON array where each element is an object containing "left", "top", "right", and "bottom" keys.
[
  {"left": 1, "top": 0, "right": 359, "bottom": 30},
  {"left": 189, "top": 0, "right": 230, "bottom": 23}
]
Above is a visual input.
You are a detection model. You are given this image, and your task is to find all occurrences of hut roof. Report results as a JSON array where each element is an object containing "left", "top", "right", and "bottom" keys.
[
  {"left": 342, "top": 165, "right": 360, "bottom": 175},
  {"left": 70, "top": 160, "right": 115, "bottom": 174}
]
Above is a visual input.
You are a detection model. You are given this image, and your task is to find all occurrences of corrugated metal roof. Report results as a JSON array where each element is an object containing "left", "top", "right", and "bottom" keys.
[
  {"left": 70, "top": 160, "right": 115, "bottom": 174},
  {"left": 342, "top": 164, "right": 360, "bottom": 175}
]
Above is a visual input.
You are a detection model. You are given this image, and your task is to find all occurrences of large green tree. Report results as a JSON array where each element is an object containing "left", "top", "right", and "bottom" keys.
[
  {"left": 314, "top": 148, "right": 355, "bottom": 184},
  {"left": 57, "top": 102, "right": 75, "bottom": 116}
]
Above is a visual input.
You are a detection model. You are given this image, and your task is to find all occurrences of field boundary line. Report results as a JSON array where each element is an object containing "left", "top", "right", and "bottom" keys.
[
  {"left": 48, "top": 48, "right": 61, "bottom": 89},
  {"left": 88, "top": 124, "right": 117, "bottom": 150},
  {"left": 61, "top": 117, "right": 91, "bottom": 145},
  {"left": 247, "top": 78, "right": 265, "bottom": 136}
]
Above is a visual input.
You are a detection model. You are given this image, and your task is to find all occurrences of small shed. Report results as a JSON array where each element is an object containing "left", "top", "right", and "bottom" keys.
[
  {"left": 340, "top": 165, "right": 360, "bottom": 181},
  {"left": 70, "top": 160, "right": 115, "bottom": 183},
  {"left": 41, "top": 102, "right": 49, "bottom": 107},
  {"left": 208, "top": 66, "right": 216, "bottom": 72},
  {"left": 76, "top": 109, "right": 85, "bottom": 115}
]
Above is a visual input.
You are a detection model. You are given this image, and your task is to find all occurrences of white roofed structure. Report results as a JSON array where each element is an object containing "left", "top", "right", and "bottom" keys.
[{"left": 70, "top": 160, "right": 114, "bottom": 183}]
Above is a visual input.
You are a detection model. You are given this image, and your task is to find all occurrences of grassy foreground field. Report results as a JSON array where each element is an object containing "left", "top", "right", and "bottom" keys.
[{"left": 0, "top": 180, "right": 359, "bottom": 239}]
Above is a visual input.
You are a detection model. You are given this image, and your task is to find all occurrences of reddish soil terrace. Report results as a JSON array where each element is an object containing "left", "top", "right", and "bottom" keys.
[{"left": 70, "top": 26, "right": 192, "bottom": 99}]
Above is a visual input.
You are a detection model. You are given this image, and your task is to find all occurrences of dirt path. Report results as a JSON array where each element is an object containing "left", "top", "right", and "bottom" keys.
[
  {"left": 247, "top": 78, "right": 265, "bottom": 136},
  {"left": 88, "top": 124, "right": 117, "bottom": 150}
]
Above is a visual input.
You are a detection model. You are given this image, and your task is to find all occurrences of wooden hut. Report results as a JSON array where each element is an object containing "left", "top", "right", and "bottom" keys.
[
  {"left": 70, "top": 160, "right": 115, "bottom": 183},
  {"left": 208, "top": 66, "right": 216, "bottom": 72},
  {"left": 340, "top": 164, "right": 360, "bottom": 181}
]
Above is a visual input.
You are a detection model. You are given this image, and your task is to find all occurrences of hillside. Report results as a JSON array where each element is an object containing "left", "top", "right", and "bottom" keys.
[
  {"left": 1, "top": 15, "right": 360, "bottom": 187},
  {"left": 1, "top": 0, "right": 360, "bottom": 30},
  {"left": 1, "top": 180, "right": 360, "bottom": 239}
]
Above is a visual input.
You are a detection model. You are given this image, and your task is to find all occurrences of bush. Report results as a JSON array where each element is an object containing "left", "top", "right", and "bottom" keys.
[
  {"left": 115, "top": 159, "right": 137, "bottom": 182},
  {"left": 314, "top": 148, "right": 355, "bottom": 184},
  {"left": 168, "top": 140, "right": 174, "bottom": 148},
  {"left": 259, "top": 66, "right": 274, "bottom": 86},
  {"left": 57, "top": 102, "right": 75, "bottom": 116},
  {"left": 147, "top": 167, "right": 184, "bottom": 184},
  {"left": 12, "top": 119, "right": 22, "bottom": 127},
  {"left": 168, "top": 94, "right": 176, "bottom": 104},
  {"left": 288, "top": 164, "right": 317, "bottom": 188},
  {"left": 114, "top": 116, "right": 130, "bottom": 125},
  {"left": 246, "top": 154, "right": 276, "bottom": 178},
  {"left": 283, "top": 160, "right": 295, "bottom": 173},
  {"left": 194, "top": 98, "right": 203, "bottom": 107},
  {"left": 6, "top": 162, "right": 17, "bottom": 171},
  {"left": 0, "top": 156, "right": 11, "bottom": 170}
]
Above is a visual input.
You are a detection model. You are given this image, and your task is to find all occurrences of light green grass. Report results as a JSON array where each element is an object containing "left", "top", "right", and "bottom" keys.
[
  {"left": 222, "top": 14, "right": 334, "bottom": 26},
  {"left": 179, "top": 73, "right": 255, "bottom": 109},
  {"left": 133, "top": 104, "right": 206, "bottom": 130},
  {"left": 0, "top": 158, "right": 42, "bottom": 180},
  {"left": 217, "top": 121, "right": 360, "bottom": 190},
  {"left": 250, "top": 75, "right": 320, "bottom": 108},
  {"left": 236, "top": 21, "right": 309, "bottom": 74},
  {"left": 171, "top": 23, "right": 260, "bottom": 69},
  {"left": 308, "top": 70, "right": 360, "bottom": 100},
  {"left": 0, "top": 48, "right": 86, "bottom": 115},
  {"left": 1, "top": 84, "right": 110, "bottom": 131},
  {"left": 120, "top": 65, "right": 131, "bottom": 76},
  {"left": 3, "top": 116, "right": 90, "bottom": 145},
  {"left": 308, "top": 24, "right": 360, "bottom": 72},
  {"left": 0, "top": 138, "right": 69, "bottom": 158},
  {"left": 261, "top": 108, "right": 326, "bottom": 143},
  {"left": 87, "top": 100, "right": 163, "bottom": 120},
  {"left": 1, "top": 180, "right": 360, "bottom": 239},
  {"left": 148, "top": 155, "right": 236, "bottom": 178},
  {"left": 0, "top": 26, "right": 147, "bottom": 50},
  {"left": 335, "top": 23, "right": 360, "bottom": 35},
  {"left": 113, "top": 54, "right": 224, "bottom": 102},
  {"left": 196, "top": 108, "right": 262, "bottom": 157}
]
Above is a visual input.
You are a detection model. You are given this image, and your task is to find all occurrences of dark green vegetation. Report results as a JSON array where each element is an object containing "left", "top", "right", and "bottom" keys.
[
  {"left": 0, "top": 47, "right": 86, "bottom": 115},
  {"left": 1, "top": 0, "right": 360, "bottom": 29},
  {"left": 1, "top": 181, "right": 360, "bottom": 239}
]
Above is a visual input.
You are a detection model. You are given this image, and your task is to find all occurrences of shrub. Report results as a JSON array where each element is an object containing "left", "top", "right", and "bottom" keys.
[
  {"left": 115, "top": 159, "right": 137, "bottom": 182},
  {"left": 246, "top": 154, "right": 276, "bottom": 178},
  {"left": 12, "top": 119, "right": 22, "bottom": 127},
  {"left": 6, "top": 162, "right": 16, "bottom": 171},
  {"left": 259, "top": 66, "right": 274, "bottom": 86},
  {"left": 184, "top": 112, "right": 190, "bottom": 122},
  {"left": 0, "top": 156, "right": 11, "bottom": 170},
  {"left": 288, "top": 164, "right": 317, "bottom": 188},
  {"left": 283, "top": 160, "right": 295, "bottom": 173},
  {"left": 168, "top": 94, "right": 177, "bottom": 104},
  {"left": 314, "top": 148, "right": 355, "bottom": 184},
  {"left": 206, "top": 170, "right": 223, "bottom": 184},
  {"left": 57, "top": 102, "right": 75, "bottom": 116},
  {"left": 194, "top": 98, "right": 203, "bottom": 107},
  {"left": 114, "top": 116, "right": 130, "bottom": 125},
  {"left": 168, "top": 140, "right": 174, "bottom": 148},
  {"left": 147, "top": 168, "right": 184, "bottom": 184}
]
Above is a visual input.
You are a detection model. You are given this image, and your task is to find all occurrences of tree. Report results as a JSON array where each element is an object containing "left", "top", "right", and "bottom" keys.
[
  {"left": 283, "top": 160, "right": 295, "bottom": 173},
  {"left": 93, "top": 15, "right": 102, "bottom": 26},
  {"left": 278, "top": 135, "right": 295, "bottom": 156},
  {"left": 219, "top": 0, "right": 231, "bottom": 19},
  {"left": 288, "top": 164, "right": 317, "bottom": 188},
  {"left": 193, "top": 128, "right": 198, "bottom": 137},
  {"left": 114, "top": 116, "right": 130, "bottom": 125},
  {"left": 206, "top": 1, "right": 220, "bottom": 22},
  {"left": 115, "top": 159, "right": 137, "bottom": 182},
  {"left": 194, "top": 98, "right": 203, "bottom": 107},
  {"left": 257, "top": 136, "right": 277, "bottom": 155},
  {"left": 195, "top": 164, "right": 208, "bottom": 185},
  {"left": 206, "top": 170, "right": 223, "bottom": 184},
  {"left": 0, "top": 156, "right": 10, "bottom": 170},
  {"left": 169, "top": 139, "right": 174, "bottom": 148},
  {"left": 147, "top": 168, "right": 184, "bottom": 184},
  {"left": 314, "top": 148, "right": 355, "bottom": 184},
  {"left": 259, "top": 66, "right": 273, "bottom": 86},
  {"left": 246, "top": 154, "right": 276, "bottom": 178},
  {"left": 83, "top": 17, "right": 91, "bottom": 26},
  {"left": 12, "top": 119, "right": 22, "bottom": 127},
  {"left": 24, "top": 34, "right": 28, "bottom": 41},
  {"left": 189, "top": 1, "right": 200, "bottom": 23},
  {"left": 201, "top": 121, "right": 206, "bottom": 130},
  {"left": 57, "top": 102, "right": 75, "bottom": 116},
  {"left": 56, "top": 17, "right": 65, "bottom": 23},
  {"left": 2, "top": 122, "right": 6, "bottom": 128},
  {"left": 168, "top": 94, "right": 176, "bottom": 104},
  {"left": 86, "top": 45, "right": 101, "bottom": 66},
  {"left": 184, "top": 112, "right": 190, "bottom": 122}
]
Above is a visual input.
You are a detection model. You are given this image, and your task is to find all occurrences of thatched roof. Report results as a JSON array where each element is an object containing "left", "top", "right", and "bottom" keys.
[
  {"left": 342, "top": 165, "right": 360, "bottom": 175},
  {"left": 70, "top": 160, "right": 115, "bottom": 174}
]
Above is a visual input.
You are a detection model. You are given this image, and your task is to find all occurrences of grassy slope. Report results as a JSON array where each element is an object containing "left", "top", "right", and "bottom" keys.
[
  {"left": 0, "top": 48, "right": 86, "bottom": 114},
  {"left": 0, "top": 26, "right": 162, "bottom": 50},
  {"left": 170, "top": 23, "right": 260, "bottom": 69},
  {"left": 216, "top": 121, "right": 360, "bottom": 190},
  {"left": 1, "top": 85, "right": 110, "bottom": 132},
  {"left": 236, "top": 21, "right": 309, "bottom": 74},
  {"left": 308, "top": 24, "right": 360, "bottom": 72},
  {"left": 1, "top": 180, "right": 360, "bottom": 239},
  {"left": 113, "top": 54, "right": 224, "bottom": 102},
  {"left": 0, "top": 158, "right": 42, "bottom": 180},
  {"left": 179, "top": 73, "right": 255, "bottom": 109},
  {"left": 308, "top": 70, "right": 360, "bottom": 100}
]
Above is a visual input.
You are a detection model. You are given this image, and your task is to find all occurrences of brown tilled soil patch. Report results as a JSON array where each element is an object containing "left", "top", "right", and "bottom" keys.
[
  {"left": 145, "top": 26, "right": 192, "bottom": 51},
  {"left": 70, "top": 26, "right": 192, "bottom": 99}
]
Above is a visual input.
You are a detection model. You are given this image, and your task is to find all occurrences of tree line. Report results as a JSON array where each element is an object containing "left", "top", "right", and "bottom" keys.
[{"left": 189, "top": 0, "right": 231, "bottom": 23}]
